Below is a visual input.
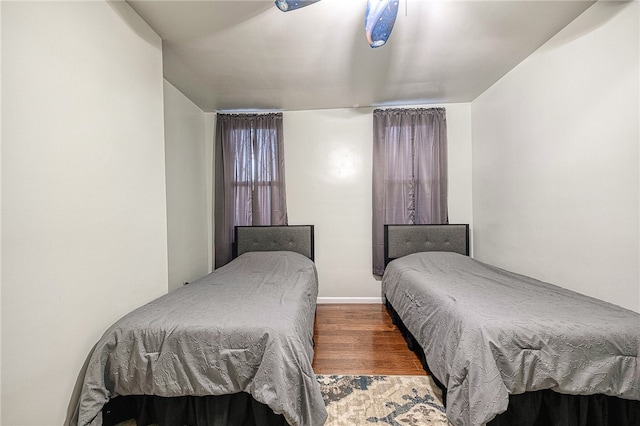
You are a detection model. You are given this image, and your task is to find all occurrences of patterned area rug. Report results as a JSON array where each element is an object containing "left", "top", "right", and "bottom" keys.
[
  {"left": 113, "top": 375, "right": 450, "bottom": 426},
  {"left": 317, "top": 374, "right": 451, "bottom": 425}
]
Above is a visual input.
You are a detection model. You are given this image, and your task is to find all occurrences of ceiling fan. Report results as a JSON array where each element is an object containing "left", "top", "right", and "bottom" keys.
[{"left": 274, "top": 0, "right": 400, "bottom": 48}]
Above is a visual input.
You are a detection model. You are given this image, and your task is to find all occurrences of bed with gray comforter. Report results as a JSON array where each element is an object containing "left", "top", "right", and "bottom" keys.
[
  {"left": 74, "top": 247, "right": 326, "bottom": 426},
  {"left": 382, "top": 225, "right": 640, "bottom": 426}
]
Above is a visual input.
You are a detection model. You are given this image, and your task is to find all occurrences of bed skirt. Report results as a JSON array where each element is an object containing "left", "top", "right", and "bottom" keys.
[
  {"left": 102, "top": 393, "right": 289, "bottom": 426},
  {"left": 385, "top": 300, "right": 640, "bottom": 426}
]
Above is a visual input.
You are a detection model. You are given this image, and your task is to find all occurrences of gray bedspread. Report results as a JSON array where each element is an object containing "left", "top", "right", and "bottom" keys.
[
  {"left": 382, "top": 252, "right": 640, "bottom": 426},
  {"left": 76, "top": 251, "right": 327, "bottom": 426}
]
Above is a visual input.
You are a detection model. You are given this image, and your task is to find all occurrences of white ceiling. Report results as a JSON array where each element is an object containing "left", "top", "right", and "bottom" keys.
[{"left": 127, "top": 0, "right": 595, "bottom": 112}]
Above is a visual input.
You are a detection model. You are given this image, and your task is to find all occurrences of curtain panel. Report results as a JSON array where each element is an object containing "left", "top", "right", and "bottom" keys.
[
  {"left": 214, "top": 113, "right": 287, "bottom": 267},
  {"left": 372, "top": 107, "right": 448, "bottom": 275}
]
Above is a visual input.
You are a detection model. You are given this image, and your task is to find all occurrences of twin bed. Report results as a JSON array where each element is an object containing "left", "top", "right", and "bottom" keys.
[
  {"left": 73, "top": 225, "right": 327, "bottom": 426},
  {"left": 73, "top": 224, "right": 639, "bottom": 426},
  {"left": 382, "top": 224, "right": 640, "bottom": 426}
]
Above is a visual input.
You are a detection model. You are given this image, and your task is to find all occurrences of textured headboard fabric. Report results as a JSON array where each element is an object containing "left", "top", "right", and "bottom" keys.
[
  {"left": 385, "top": 224, "right": 469, "bottom": 266},
  {"left": 234, "top": 225, "right": 314, "bottom": 260}
]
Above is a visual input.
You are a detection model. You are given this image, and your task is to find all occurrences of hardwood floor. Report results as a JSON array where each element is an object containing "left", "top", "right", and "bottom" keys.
[{"left": 312, "top": 303, "right": 427, "bottom": 376}]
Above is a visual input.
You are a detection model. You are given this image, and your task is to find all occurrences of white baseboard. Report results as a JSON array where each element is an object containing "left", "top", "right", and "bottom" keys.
[{"left": 317, "top": 297, "right": 384, "bottom": 304}]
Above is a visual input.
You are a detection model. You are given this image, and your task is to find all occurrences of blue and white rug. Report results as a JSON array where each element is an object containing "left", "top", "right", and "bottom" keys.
[{"left": 316, "top": 375, "right": 450, "bottom": 425}]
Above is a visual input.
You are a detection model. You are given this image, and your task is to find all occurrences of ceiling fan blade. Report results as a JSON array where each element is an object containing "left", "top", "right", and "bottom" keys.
[
  {"left": 275, "top": 0, "right": 322, "bottom": 12},
  {"left": 365, "top": 0, "right": 399, "bottom": 47}
]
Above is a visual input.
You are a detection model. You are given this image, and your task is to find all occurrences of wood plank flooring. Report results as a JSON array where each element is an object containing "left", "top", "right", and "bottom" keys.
[{"left": 312, "top": 303, "right": 427, "bottom": 376}]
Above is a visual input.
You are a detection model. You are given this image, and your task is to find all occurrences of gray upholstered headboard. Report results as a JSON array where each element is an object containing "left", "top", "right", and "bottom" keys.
[
  {"left": 384, "top": 224, "right": 469, "bottom": 266},
  {"left": 234, "top": 225, "right": 314, "bottom": 260}
]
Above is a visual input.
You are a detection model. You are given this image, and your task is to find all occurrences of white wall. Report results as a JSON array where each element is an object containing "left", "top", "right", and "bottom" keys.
[
  {"left": 0, "top": 3, "right": 4, "bottom": 422},
  {"left": 164, "top": 80, "right": 210, "bottom": 291},
  {"left": 471, "top": 1, "right": 639, "bottom": 312},
  {"left": 1, "top": 1, "right": 168, "bottom": 424},
  {"left": 284, "top": 104, "right": 473, "bottom": 300}
]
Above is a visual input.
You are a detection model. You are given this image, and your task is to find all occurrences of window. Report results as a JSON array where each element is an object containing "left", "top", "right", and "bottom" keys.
[
  {"left": 372, "top": 108, "right": 448, "bottom": 275},
  {"left": 214, "top": 113, "right": 287, "bottom": 267}
]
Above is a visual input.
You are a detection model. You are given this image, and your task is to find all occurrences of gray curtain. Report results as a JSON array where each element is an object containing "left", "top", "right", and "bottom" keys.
[
  {"left": 372, "top": 108, "right": 448, "bottom": 275},
  {"left": 214, "top": 113, "right": 287, "bottom": 267}
]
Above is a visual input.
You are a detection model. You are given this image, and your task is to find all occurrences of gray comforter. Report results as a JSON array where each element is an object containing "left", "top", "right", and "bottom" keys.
[
  {"left": 76, "top": 251, "right": 327, "bottom": 426},
  {"left": 382, "top": 252, "right": 640, "bottom": 426}
]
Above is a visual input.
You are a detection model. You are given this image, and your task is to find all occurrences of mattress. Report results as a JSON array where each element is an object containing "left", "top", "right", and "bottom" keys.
[
  {"left": 382, "top": 251, "right": 640, "bottom": 426},
  {"left": 76, "top": 251, "right": 327, "bottom": 426}
]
